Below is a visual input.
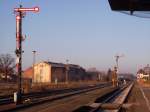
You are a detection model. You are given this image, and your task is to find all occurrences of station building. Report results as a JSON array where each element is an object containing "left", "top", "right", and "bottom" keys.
[
  {"left": 137, "top": 64, "right": 150, "bottom": 81},
  {"left": 23, "top": 61, "right": 86, "bottom": 83}
]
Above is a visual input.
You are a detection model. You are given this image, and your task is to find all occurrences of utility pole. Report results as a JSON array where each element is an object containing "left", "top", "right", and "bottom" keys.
[
  {"left": 115, "top": 54, "right": 124, "bottom": 72},
  {"left": 65, "top": 59, "right": 69, "bottom": 84},
  {"left": 14, "top": 5, "right": 39, "bottom": 104},
  {"left": 32, "top": 50, "right": 36, "bottom": 83},
  {"left": 112, "top": 66, "right": 118, "bottom": 87},
  {"left": 113, "top": 54, "right": 124, "bottom": 87}
]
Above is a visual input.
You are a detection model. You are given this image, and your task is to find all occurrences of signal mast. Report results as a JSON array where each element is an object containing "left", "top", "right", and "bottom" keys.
[
  {"left": 115, "top": 54, "right": 124, "bottom": 71},
  {"left": 14, "top": 5, "right": 39, "bottom": 104}
]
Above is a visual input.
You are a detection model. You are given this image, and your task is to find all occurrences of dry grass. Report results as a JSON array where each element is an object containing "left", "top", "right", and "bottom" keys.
[
  {"left": 0, "top": 83, "right": 17, "bottom": 96},
  {"left": 31, "top": 81, "right": 106, "bottom": 92},
  {"left": 0, "top": 81, "right": 106, "bottom": 96}
]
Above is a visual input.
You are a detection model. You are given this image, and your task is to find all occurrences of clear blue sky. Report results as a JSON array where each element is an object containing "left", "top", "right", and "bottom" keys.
[{"left": 0, "top": 0, "right": 150, "bottom": 74}]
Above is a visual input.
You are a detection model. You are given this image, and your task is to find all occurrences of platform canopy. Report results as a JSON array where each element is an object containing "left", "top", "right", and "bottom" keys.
[{"left": 108, "top": 0, "right": 150, "bottom": 11}]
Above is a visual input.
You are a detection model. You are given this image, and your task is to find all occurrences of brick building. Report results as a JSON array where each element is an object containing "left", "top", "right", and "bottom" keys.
[
  {"left": 23, "top": 67, "right": 33, "bottom": 79},
  {"left": 23, "top": 61, "right": 86, "bottom": 83},
  {"left": 137, "top": 64, "right": 150, "bottom": 81}
]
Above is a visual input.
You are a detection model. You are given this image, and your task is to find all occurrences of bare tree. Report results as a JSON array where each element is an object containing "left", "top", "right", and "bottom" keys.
[{"left": 0, "top": 54, "right": 15, "bottom": 82}]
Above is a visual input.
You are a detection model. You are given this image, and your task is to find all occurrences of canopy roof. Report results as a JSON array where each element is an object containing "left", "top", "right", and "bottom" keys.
[{"left": 108, "top": 0, "right": 150, "bottom": 11}]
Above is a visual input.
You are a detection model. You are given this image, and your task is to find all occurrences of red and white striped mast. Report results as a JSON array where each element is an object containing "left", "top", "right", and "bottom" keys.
[{"left": 14, "top": 5, "right": 39, "bottom": 104}]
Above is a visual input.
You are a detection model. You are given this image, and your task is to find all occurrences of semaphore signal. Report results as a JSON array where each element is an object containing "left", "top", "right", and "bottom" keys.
[
  {"left": 14, "top": 5, "right": 39, "bottom": 105},
  {"left": 14, "top": 7, "right": 39, "bottom": 12}
]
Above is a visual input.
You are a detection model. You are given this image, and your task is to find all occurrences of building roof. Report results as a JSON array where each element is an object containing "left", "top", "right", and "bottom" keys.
[
  {"left": 44, "top": 61, "right": 84, "bottom": 69},
  {"left": 144, "top": 64, "right": 150, "bottom": 74},
  {"left": 23, "top": 67, "right": 33, "bottom": 79},
  {"left": 108, "top": 0, "right": 150, "bottom": 11},
  {"left": 137, "top": 69, "right": 145, "bottom": 74},
  {"left": 46, "top": 62, "right": 65, "bottom": 68},
  {"left": 137, "top": 64, "right": 150, "bottom": 75}
]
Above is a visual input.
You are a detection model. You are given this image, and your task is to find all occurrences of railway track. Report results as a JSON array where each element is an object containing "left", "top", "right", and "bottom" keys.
[
  {"left": 73, "top": 82, "right": 134, "bottom": 112},
  {"left": 0, "top": 83, "right": 110, "bottom": 105},
  {"left": 0, "top": 82, "right": 133, "bottom": 112},
  {"left": 0, "top": 83, "right": 111, "bottom": 112}
]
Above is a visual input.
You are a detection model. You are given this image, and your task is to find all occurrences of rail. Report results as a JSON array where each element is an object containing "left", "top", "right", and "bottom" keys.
[
  {"left": 73, "top": 82, "right": 134, "bottom": 112},
  {"left": 0, "top": 83, "right": 111, "bottom": 112},
  {"left": 0, "top": 83, "right": 110, "bottom": 105}
]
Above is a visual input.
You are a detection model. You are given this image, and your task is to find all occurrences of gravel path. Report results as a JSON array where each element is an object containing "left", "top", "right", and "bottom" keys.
[
  {"left": 125, "top": 82, "right": 150, "bottom": 112},
  {"left": 15, "top": 86, "right": 115, "bottom": 112}
]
